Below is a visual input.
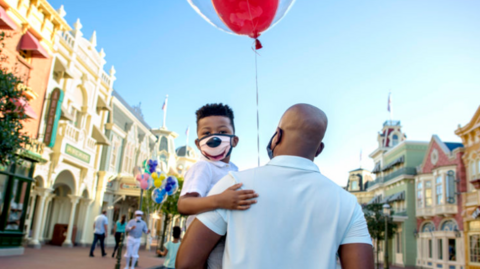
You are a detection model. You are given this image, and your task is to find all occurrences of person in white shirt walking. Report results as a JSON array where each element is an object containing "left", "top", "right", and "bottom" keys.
[
  {"left": 89, "top": 210, "right": 108, "bottom": 257},
  {"left": 176, "top": 104, "right": 374, "bottom": 269},
  {"left": 124, "top": 210, "right": 149, "bottom": 269}
]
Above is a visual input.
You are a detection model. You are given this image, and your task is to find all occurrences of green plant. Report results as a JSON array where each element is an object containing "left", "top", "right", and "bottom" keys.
[
  {"left": 0, "top": 69, "right": 30, "bottom": 167},
  {"left": 363, "top": 203, "right": 398, "bottom": 269}
]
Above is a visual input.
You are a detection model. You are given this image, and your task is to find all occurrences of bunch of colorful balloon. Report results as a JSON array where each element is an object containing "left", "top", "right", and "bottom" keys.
[{"left": 135, "top": 159, "right": 179, "bottom": 205}]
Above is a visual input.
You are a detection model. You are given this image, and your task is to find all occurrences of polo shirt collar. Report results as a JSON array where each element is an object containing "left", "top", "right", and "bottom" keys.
[
  {"left": 200, "top": 155, "right": 230, "bottom": 168},
  {"left": 267, "top": 155, "right": 320, "bottom": 173}
]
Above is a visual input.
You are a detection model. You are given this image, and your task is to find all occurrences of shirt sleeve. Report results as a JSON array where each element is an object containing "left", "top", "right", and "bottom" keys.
[
  {"left": 196, "top": 173, "right": 237, "bottom": 236},
  {"left": 180, "top": 161, "right": 212, "bottom": 197},
  {"left": 341, "top": 203, "right": 372, "bottom": 245},
  {"left": 164, "top": 241, "right": 171, "bottom": 250}
]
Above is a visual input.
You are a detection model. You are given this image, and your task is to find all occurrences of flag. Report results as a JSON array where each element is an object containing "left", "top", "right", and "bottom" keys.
[
  {"left": 162, "top": 97, "right": 168, "bottom": 111},
  {"left": 186, "top": 126, "right": 189, "bottom": 136}
]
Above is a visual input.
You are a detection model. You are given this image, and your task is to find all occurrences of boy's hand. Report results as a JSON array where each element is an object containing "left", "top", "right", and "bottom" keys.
[{"left": 216, "top": 183, "right": 258, "bottom": 210}]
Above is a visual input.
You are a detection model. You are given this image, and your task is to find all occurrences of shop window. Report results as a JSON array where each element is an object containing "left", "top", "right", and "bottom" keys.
[
  {"left": 425, "top": 181, "right": 432, "bottom": 207},
  {"left": 438, "top": 239, "right": 443, "bottom": 260},
  {"left": 436, "top": 176, "right": 443, "bottom": 205},
  {"left": 0, "top": 174, "right": 8, "bottom": 220},
  {"left": 449, "top": 239, "right": 456, "bottom": 261},
  {"left": 429, "top": 239, "right": 433, "bottom": 258},
  {"left": 417, "top": 182, "right": 423, "bottom": 207},
  {"left": 470, "top": 235, "right": 480, "bottom": 263},
  {"left": 6, "top": 179, "right": 28, "bottom": 231}
]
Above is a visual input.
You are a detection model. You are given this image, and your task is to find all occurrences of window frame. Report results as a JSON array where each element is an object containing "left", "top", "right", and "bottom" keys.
[
  {"left": 436, "top": 176, "right": 443, "bottom": 205},
  {"left": 425, "top": 181, "right": 433, "bottom": 207}
]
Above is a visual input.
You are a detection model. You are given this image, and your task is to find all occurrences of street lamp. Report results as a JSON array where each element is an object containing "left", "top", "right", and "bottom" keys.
[{"left": 383, "top": 203, "right": 391, "bottom": 269}]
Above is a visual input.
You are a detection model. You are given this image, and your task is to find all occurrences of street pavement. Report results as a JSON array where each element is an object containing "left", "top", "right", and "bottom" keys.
[{"left": 0, "top": 245, "right": 165, "bottom": 269}]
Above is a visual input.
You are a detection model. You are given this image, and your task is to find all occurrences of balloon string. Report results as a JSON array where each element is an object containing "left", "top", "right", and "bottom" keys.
[{"left": 255, "top": 47, "right": 260, "bottom": 167}]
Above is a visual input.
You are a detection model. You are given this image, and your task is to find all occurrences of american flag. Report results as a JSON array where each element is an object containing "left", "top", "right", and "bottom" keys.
[
  {"left": 162, "top": 97, "right": 167, "bottom": 111},
  {"left": 186, "top": 126, "right": 189, "bottom": 135}
]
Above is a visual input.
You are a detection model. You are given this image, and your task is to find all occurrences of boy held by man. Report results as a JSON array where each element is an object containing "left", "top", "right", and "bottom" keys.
[{"left": 177, "top": 103, "right": 258, "bottom": 268}]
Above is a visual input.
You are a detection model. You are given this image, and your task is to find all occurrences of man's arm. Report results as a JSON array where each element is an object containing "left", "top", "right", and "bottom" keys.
[
  {"left": 338, "top": 244, "right": 374, "bottom": 269},
  {"left": 104, "top": 224, "right": 108, "bottom": 237},
  {"left": 176, "top": 219, "right": 223, "bottom": 269}
]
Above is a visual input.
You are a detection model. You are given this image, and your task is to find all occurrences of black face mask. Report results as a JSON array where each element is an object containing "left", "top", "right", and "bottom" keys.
[{"left": 266, "top": 129, "right": 282, "bottom": 160}]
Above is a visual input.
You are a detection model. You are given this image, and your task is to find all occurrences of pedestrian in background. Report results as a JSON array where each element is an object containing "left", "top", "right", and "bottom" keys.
[
  {"left": 112, "top": 214, "right": 127, "bottom": 258},
  {"left": 89, "top": 210, "right": 108, "bottom": 257},
  {"left": 157, "top": 226, "right": 181, "bottom": 269},
  {"left": 124, "top": 210, "right": 149, "bottom": 269}
]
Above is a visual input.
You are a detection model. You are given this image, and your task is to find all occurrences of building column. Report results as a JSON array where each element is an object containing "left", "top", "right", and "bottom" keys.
[
  {"left": 62, "top": 195, "right": 81, "bottom": 247},
  {"left": 79, "top": 198, "right": 93, "bottom": 246},
  {"left": 28, "top": 188, "right": 53, "bottom": 248},
  {"left": 39, "top": 193, "right": 55, "bottom": 243}
]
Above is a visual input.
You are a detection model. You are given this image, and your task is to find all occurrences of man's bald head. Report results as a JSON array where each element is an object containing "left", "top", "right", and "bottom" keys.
[{"left": 270, "top": 104, "right": 328, "bottom": 161}]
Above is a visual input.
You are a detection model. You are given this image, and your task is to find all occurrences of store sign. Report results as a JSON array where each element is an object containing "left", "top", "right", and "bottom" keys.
[
  {"left": 65, "top": 144, "right": 91, "bottom": 163},
  {"left": 473, "top": 207, "right": 480, "bottom": 219},
  {"left": 120, "top": 183, "right": 139, "bottom": 190},
  {"left": 469, "top": 220, "right": 480, "bottom": 231},
  {"left": 44, "top": 88, "right": 64, "bottom": 148}
]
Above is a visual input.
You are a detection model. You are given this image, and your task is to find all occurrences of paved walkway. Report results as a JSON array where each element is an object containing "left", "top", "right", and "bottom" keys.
[{"left": 0, "top": 245, "right": 165, "bottom": 269}]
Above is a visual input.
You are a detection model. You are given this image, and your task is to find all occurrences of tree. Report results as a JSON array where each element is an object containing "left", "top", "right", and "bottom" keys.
[
  {"left": 141, "top": 177, "right": 184, "bottom": 253},
  {"left": 0, "top": 31, "right": 30, "bottom": 167},
  {"left": 363, "top": 203, "right": 398, "bottom": 269}
]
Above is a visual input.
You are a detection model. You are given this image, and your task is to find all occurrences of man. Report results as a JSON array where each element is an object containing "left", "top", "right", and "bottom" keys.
[
  {"left": 124, "top": 210, "right": 150, "bottom": 269},
  {"left": 89, "top": 210, "right": 108, "bottom": 257},
  {"left": 176, "top": 104, "right": 374, "bottom": 269}
]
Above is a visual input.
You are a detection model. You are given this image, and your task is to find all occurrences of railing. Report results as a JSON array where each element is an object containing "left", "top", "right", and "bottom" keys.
[
  {"left": 63, "top": 122, "right": 81, "bottom": 141},
  {"left": 25, "top": 139, "right": 45, "bottom": 155},
  {"left": 61, "top": 31, "right": 75, "bottom": 49},
  {"left": 384, "top": 167, "right": 417, "bottom": 182},
  {"left": 417, "top": 204, "right": 457, "bottom": 217},
  {"left": 101, "top": 71, "right": 111, "bottom": 86},
  {"left": 383, "top": 120, "right": 401, "bottom": 127},
  {"left": 85, "top": 137, "right": 96, "bottom": 152}
]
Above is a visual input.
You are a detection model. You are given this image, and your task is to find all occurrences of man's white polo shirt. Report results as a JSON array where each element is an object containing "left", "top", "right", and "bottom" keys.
[{"left": 197, "top": 155, "right": 372, "bottom": 269}]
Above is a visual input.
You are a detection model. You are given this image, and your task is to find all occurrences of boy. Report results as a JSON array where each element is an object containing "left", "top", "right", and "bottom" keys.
[
  {"left": 157, "top": 226, "right": 181, "bottom": 269},
  {"left": 177, "top": 103, "right": 258, "bottom": 269}
]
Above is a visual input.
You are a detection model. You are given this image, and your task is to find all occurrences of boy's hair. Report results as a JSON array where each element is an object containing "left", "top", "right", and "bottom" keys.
[
  {"left": 173, "top": 226, "right": 181, "bottom": 239},
  {"left": 196, "top": 103, "right": 235, "bottom": 132}
]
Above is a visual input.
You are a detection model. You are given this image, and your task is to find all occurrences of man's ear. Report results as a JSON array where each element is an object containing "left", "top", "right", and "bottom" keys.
[
  {"left": 315, "top": 142, "right": 325, "bottom": 157},
  {"left": 232, "top": 136, "right": 239, "bottom": 147},
  {"left": 195, "top": 139, "right": 201, "bottom": 151},
  {"left": 272, "top": 127, "right": 282, "bottom": 146}
]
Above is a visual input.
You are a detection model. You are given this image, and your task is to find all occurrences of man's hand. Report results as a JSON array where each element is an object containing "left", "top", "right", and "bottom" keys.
[
  {"left": 215, "top": 183, "right": 258, "bottom": 210},
  {"left": 130, "top": 226, "right": 136, "bottom": 230},
  {"left": 147, "top": 229, "right": 150, "bottom": 234}
]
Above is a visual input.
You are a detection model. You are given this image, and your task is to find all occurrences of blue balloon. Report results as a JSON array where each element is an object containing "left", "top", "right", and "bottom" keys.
[
  {"left": 152, "top": 188, "right": 167, "bottom": 204},
  {"left": 165, "top": 184, "right": 172, "bottom": 192},
  {"left": 167, "top": 185, "right": 178, "bottom": 196}
]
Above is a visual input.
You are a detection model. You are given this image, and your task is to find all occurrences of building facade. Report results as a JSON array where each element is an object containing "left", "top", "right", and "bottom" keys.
[
  {"left": 366, "top": 120, "right": 428, "bottom": 267},
  {"left": 455, "top": 106, "right": 480, "bottom": 269},
  {"left": 345, "top": 168, "right": 375, "bottom": 205},
  {"left": 0, "top": 0, "right": 69, "bottom": 256},
  {"left": 415, "top": 135, "right": 466, "bottom": 269},
  {"left": 27, "top": 11, "right": 116, "bottom": 249}
]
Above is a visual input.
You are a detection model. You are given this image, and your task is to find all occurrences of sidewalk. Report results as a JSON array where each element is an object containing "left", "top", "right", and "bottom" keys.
[{"left": 0, "top": 245, "right": 165, "bottom": 269}]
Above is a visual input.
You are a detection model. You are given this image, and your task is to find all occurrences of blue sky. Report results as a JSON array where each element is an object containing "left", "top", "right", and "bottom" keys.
[{"left": 50, "top": 0, "right": 480, "bottom": 186}]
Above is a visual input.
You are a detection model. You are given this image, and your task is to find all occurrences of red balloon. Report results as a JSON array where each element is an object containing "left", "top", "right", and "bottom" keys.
[{"left": 212, "top": 0, "right": 279, "bottom": 38}]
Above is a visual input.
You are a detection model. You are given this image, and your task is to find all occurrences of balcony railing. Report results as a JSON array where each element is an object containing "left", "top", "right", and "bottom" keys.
[
  {"left": 63, "top": 122, "right": 81, "bottom": 141},
  {"left": 85, "top": 137, "right": 96, "bottom": 152},
  {"left": 25, "top": 138, "right": 45, "bottom": 156},
  {"left": 417, "top": 204, "right": 457, "bottom": 218},
  {"left": 365, "top": 167, "right": 417, "bottom": 189}
]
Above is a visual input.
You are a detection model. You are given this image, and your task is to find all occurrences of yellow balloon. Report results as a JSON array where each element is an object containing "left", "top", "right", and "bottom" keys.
[
  {"left": 154, "top": 179, "right": 162, "bottom": 188},
  {"left": 159, "top": 173, "right": 166, "bottom": 181},
  {"left": 151, "top": 172, "right": 158, "bottom": 180}
]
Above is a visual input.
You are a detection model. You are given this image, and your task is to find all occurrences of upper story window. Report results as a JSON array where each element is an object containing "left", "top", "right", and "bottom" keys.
[
  {"left": 425, "top": 181, "right": 432, "bottom": 207},
  {"left": 446, "top": 171, "right": 456, "bottom": 204},
  {"left": 351, "top": 180, "right": 359, "bottom": 191},
  {"left": 110, "top": 140, "right": 119, "bottom": 171},
  {"left": 19, "top": 50, "right": 32, "bottom": 64},
  {"left": 159, "top": 136, "right": 168, "bottom": 152},
  {"left": 436, "top": 176, "right": 443, "bottom": 205},
  {"left": 392, "top": 134, "right": 399, "bottom": 146},
  {"left": 417, "top": 182, "right": 423, "bottom": 207}
]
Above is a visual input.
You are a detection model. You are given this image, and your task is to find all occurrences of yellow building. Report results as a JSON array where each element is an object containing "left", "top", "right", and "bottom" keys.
[
  {"left": 345, "top": 168, "right": 375, "bottom": 205},
  {"left": 455, "top": 106, "right": 480, "bottom": 269}
]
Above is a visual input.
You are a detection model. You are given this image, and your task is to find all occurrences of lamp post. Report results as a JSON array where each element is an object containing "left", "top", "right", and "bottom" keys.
[{"left": 383, "top": 203, "right": 391, "bottom": 269}]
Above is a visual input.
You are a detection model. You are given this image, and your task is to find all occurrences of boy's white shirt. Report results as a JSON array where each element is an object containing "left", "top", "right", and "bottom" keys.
[{"left": 180, "top": 155, "right": 238, "bottom": 227}]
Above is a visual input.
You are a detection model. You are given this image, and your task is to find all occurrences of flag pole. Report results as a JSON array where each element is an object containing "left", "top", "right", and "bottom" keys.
[{"left": 162, "top": 95, "right": 168, "bottom": 128}]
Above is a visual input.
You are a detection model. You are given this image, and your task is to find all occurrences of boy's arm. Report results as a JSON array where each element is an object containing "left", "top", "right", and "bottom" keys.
[{"left": 177, "top": 183, "right": 258, "bottom": 215}]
